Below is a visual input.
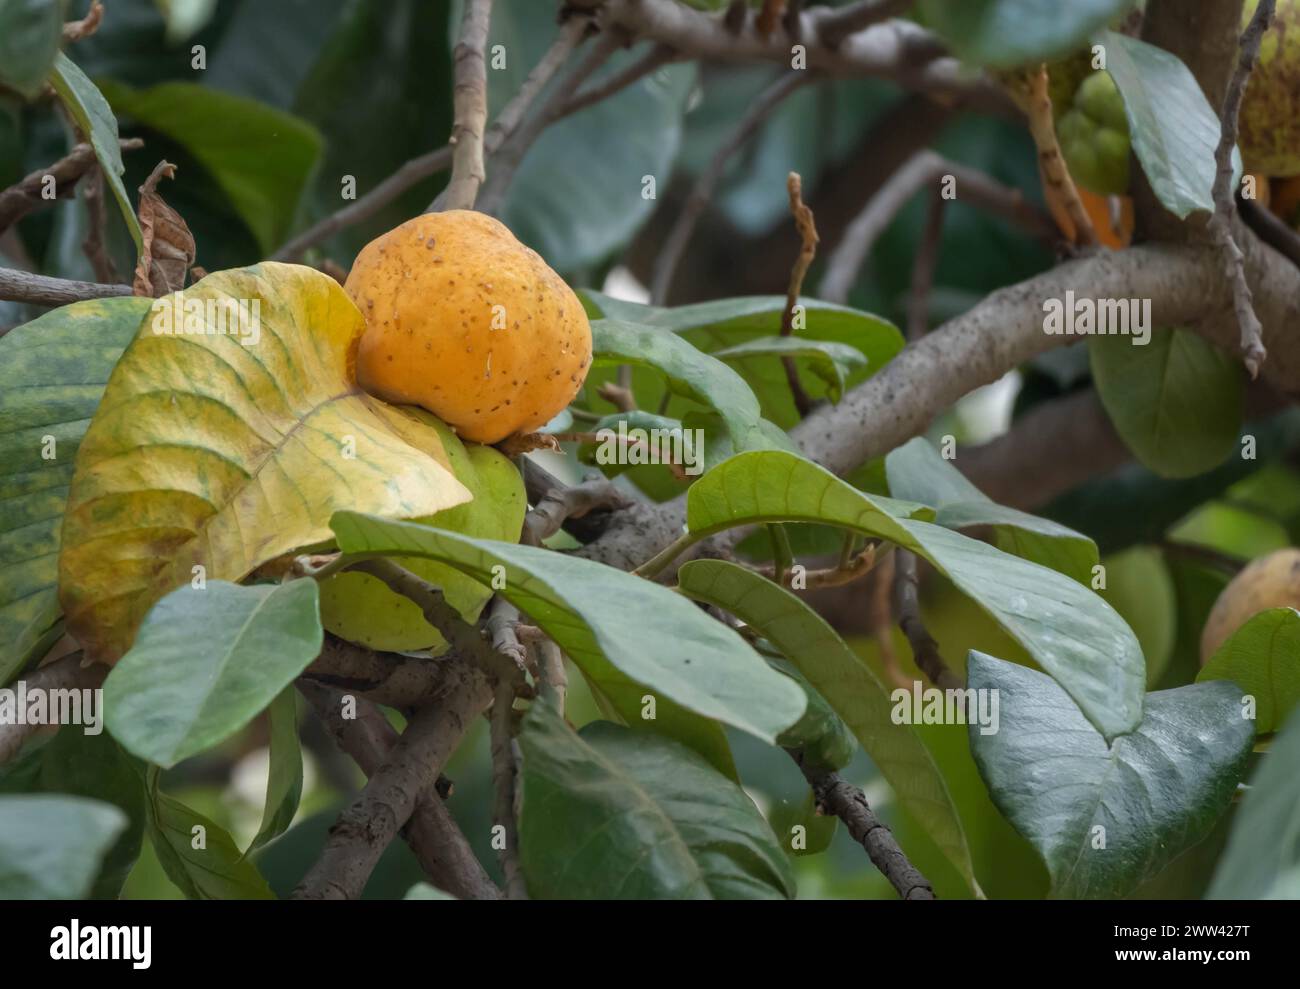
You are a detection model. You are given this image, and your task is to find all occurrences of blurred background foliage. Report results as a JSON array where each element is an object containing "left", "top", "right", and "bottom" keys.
[{"left": 4, "top": 0, "right": 1298, "bottom": 900}]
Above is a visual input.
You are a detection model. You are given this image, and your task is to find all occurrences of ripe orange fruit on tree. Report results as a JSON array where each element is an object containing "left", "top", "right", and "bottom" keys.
[{"left": 346, "top": 210, "right": 592, "bottom": 444}]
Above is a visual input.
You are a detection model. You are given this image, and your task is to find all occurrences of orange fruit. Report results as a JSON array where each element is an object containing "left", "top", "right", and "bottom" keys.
[{"left": 347, "top": 211, "right": 592, "bottom": 444}]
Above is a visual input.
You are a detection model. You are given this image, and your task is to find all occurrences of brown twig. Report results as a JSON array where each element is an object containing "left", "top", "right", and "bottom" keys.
[
  {"left": 0, "top": 139, "right": 143, "bottom": 236},
  {"left": 893, "top": 550, "right": 963, "bottom": 691},
  {"left": 820, "top": 149, "right": 1055, "bottom": 303},
  {"left": 80, "top": 168, "right": 117, "bottom": 283},
  {"left": 560, "top": 43, "right": 677, "bottom": 119},
  {"left": 651, "top": 71, "right": 812, "bottom": 304},
  {"left": 524, "top": 475, "right": 633, "bottom": 546},
  {"left": 780, "top": 172, "right": 818, "bottom": 416},
  {"left": 0, "top": 267, "right": 132, "bottom": 306},
  {"left": 304, "top": 634, "right": 461, "bottom": 709},
  {"left": 474, "top": 31, "right": 624, "bottom": 217},
  {"left": 292, "top": 659, "right": 493, "bottom": 899},
  {"left": 440, "top": 0, "right": 495, "bottom": 211},
  {"left": 866, "top": 551, "right": 911, "bottom": 690},
  {"left": 277, "top": 17, "right": 592, "bottom": 259},
  {"left": 296, "top": 680, "right": 500, "bottom": 900},
  {"left": 754, "top": 543, "right": 882, "bottom": 589},
  {"left": 62, "top": 0, "right": 103, "bottom": 43},
  {"left": 1207, "top": 0, "right": 1274, "bottom": 378},
  {"left": 489, "top": 680, "right": 527, "bottom": 898},
  {"left": 757, "top": 0, "right": 787, "bottom": 36},
  {"left": 789, "top": 749, "right": 936, "bottom": 900},
  {"left": 907, "top": 189, "right": 946, "bottom": 340},
  {"left": 1002, "top": 64, "right": 1096, "bottom": 247}
]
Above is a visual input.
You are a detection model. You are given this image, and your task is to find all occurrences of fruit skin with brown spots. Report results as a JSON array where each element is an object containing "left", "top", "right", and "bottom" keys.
[
  {"left": 1200, "top": 548, "right": 1300, "bottom": 664},
  {"left": 347, "top": 210, "right": 592, "bottom": 444},
  {"left": 1240, "top": 0, "right": 1300, "bottom": 177}
]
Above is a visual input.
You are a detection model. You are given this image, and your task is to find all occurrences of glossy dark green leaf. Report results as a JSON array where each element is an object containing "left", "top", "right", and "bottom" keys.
[
  {"left": 1198, "top": 608, "right": 1300, "bottom": 735},
  {"left": 1101, "top": 30, "right": 1239, "bottom": 219},
  {"left": 591, "top": 319, "right": 774, "bottom": 454},
  {"left": 48, "top": 53, "right": 145, "bottom": 251},
  {"left": 1208, "top": 705, "right": 1300, "bottom": 899},
  {"left": 686, "top": 451, "right": 1144, "bottom": 738},
  {"left": 104, "top": 580, "right": 323, "bottom": 768},
  {"left": 518, "top": 702, "right": 794, "bottom": 899},
  {"left": 0, "top": 297, "right": 152, "bottom": 684},
  {"left": 330, "top": 512, "right": 805, "bottom": 746},
  {"left": 1090, "top": 329, "right": 1243, "bottom": 479},
  {"left": 0, "top": 795, "right": 127, "bottom": 899},
  {"left": 886, "top": 437, "right": 1099, "bottom": 583},
  {"left": 245, "top": 687, "right": 303, "bottom": 855},
  {"left": 581, "top": 293, "right": 903, "bottom": 429},
  {"left": 712, "top": 337, "right": 867, "bottom": 403},
  {"left": 969, "top": 651, "right": 1253, "bottom": 899},
  {"left": 919, "top": 0, "right": 1134, "bottom": 68},
  {"left": 677, "top": 559, "right": 981, "bottom": 895},
  {"left": 143, "top": 767, "right": 275, "bottom": 899},
  {"left": 100, "top": 80, "right": 323, "bottom": 253},
  {"left": 0, "top": 0, "right": 62, "bottom": 98}
]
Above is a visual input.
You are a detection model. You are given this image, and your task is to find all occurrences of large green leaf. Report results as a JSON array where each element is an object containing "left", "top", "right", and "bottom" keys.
[
  {"left": 969, "top": 652, "right": 1253, "bottom": 899},
  {"left": 1198, "top": 608, "right": 1300, "bottom": 735},
  {"left": 1208, "top": 706, "right": 1300, "bottom": 899},
  {"left": 591, "top": 319, "right": 774, "bottom": 454},
  {"left": 518, "top": 701, "right": 793, "bottom": 899},
  {"left": 0, "top": 297, "right": 152, "bottom": 684},
  {"left": 684, "top": 449, "right": 928, "bottom": 545},
  {"left": 99, "top": 80, "right": 323, "bottom": 253},
  {"left": 0, "top": 795, "right": 127, "bottom": 899},
  {"left": 581, "top": 293, "right": 903, "bottom": 429},
  {"left": 143, "top": 767, "right": 275, "bottom": 899},
  {"left": 685, "top": 451, "right": 1144, "bottom": 738},
  {"left": 885, "top": 437, "right": 1099, "bottom": 584},
  {"left": 330, "top": 512, "right": 806, "bottom": 747},
  {"left": 1090, "top": 329, "right": 1243, "bottom": 479},
  {"left": 677, "top": 559, "right": 981, "bottom": 895},
  {"left": 0, "top": 0, "right": 62, "bottom": 98},
  {"left": 48, "top": 53, "right": 145, "bottom": 251},
  {"left": 1100, "top": 29, "right": 1238, "bottom": 219},
  {"left": 104, "top": 580, "right": 323, "bottom": 768},
  {"left": 919, "top": 0, "right": 1135, "bottom": 68}
]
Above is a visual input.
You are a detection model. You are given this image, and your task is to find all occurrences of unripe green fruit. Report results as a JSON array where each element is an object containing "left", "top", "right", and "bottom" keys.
[
  {"left": 319, "top": 412, "right": 526, "bottom": 653},
  {"left": 1241, "top": 0, "right": 1300, "bottom": 176},
  {"left": 1057, "top": 70, "right": 1131, "bottom": 196}
]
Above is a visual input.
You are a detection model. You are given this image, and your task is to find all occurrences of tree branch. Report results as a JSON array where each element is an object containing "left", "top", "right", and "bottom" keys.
[
  {"left": 440, "top": 0, "right": 495, "bottom": 211},
  {"left": 789, "top": 749, "right": 936, "bottom": 899},
  {"left": 0, "top": 139, "right": 142, "bottom": 236},
  {"left": 1206, "top": 0, "right": 1273, "bottom": 377},
  {"left": 292, "top": 657, "right": 493, "bottom": 899},
  {"left": 0, "top": 267, "right": 132, "bottom": 307},
  {"left": 296, "top": 680, "right": 500, "bottom": 900},
  {"left": 892, "top": 550, "right": 963, "bottom": 690},
  {"left": 568, "top": 0, "right": 987, "bottom": 101}
]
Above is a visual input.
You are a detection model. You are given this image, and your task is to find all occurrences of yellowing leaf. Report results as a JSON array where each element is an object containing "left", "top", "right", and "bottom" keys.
[{"left": 58, "top": 262, "right": 471, "bottom": 662}]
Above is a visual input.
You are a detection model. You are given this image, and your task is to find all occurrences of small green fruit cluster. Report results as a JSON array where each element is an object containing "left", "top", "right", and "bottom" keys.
[{"left": 1057, "top": 70, "right": 1131, "bottom": 196}]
